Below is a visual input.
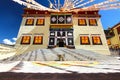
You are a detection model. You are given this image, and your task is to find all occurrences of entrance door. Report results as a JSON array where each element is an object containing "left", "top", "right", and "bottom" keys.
[{"left": 57, "top": 38, "right": 65, "bottom": 47}]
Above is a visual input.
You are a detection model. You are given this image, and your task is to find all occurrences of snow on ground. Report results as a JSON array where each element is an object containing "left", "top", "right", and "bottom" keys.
[
  {"left": 0, "top": 48, "right": 120, "bottom": 73},
  {"left": 0, "top": 52, "right": 15, "bottom": 60},
  {"left": 0, "top": 61, "right": 120, "bottom": 73},
  {"left": 0, "top": 61, "right": 20, "bottom": 72}
]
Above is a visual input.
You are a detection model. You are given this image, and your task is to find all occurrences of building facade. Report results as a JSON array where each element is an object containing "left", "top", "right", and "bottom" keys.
[
  {"left": 105, "top": 22, "right": 120, "bottom": 49},
  {"left": 15, "top": 8, "right": 110, "bottom": 55}
]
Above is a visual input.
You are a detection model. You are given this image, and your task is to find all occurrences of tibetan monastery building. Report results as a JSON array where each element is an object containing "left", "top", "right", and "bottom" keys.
[{"left": 15, "top": 8, "right": 110, "bottom": 55}]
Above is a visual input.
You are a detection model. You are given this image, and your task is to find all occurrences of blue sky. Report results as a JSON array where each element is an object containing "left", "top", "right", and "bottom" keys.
[{"left": 0, "top": 0, "right": 120, "bottom": 44}]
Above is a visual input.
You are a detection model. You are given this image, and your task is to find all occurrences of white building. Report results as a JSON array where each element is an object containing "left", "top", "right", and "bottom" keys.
[{"left": 15, "top": 8, "right": 110, "bottom": 55}]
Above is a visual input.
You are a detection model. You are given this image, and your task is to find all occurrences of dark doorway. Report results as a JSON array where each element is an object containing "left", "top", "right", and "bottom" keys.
[{"left": 58, "top": 39, "right": 64, "bottom": 47}]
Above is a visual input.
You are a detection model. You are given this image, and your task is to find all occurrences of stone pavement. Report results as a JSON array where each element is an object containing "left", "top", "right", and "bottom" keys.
[
  {"left": 0, "top": 48, "right": 120, "bottom": 80},
  {"left": 0, "top": 48, "right": 116, "bottom": 61}
]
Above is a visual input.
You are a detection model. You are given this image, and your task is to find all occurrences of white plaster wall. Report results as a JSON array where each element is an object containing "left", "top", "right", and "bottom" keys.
[
  {"left": 15, "top": 16, "right": 50, "bottom": 53},
  {"left": 73, "top": 17, "right": 110, "bottom": 55}
]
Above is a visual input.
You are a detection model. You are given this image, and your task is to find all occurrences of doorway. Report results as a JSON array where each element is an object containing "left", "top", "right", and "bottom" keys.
[{"left": 57, "top": 38, "right": 65, "bottom": 47}]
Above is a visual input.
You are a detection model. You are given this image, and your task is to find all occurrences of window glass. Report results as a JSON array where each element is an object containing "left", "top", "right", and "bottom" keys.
[
  {"left": 49, "top": 38, "right": 55, "bottom": 45},
  {"left": 66, "top": 15, "right": 72, "bottom": 24},
  {"left": 50, "top": 32, "right": 55, "bottom": 36},
  {"left": 89, "top": 19, "right": 97, "bottom": 26},
  {"left": 67, "top": 32, "right": 73, "bottom": 36},
  {"left": 51, "top": 15, "right": 72, "bottom": 24},
  {"left": 92, "top": 36, "right": 102, "bottom": 45},
  {"left": 21, "top": 36, "right": 31, "bottom": 44},
  {"left": 36, "top": 19, "right": 44, "bottom": 25},
  {"left": 107, "top": 39, "right": 111, "bottom": 45},
  {"left": 25, "top": 19, "right": 34, "bottom": 25},
  {"left": 78, "top": 19, "right": 87, "bottom": 26},
  {"left": 68, "top": 38, "right": 74, "bottom": 45},
  {"left": 80, "top": 36, "right": 90, "bottom": 45},
  {"left": 51, "top": 15, "right": 57, "bottom": 24},
  {"left": 58, "top": 15, "right": 65, "bottom": 24},
  {"left": 57, "top": 31, "right": 65, "bottom": 36},
  {"left": 33, "top": 36, "right": 43, "bottom": 44}
]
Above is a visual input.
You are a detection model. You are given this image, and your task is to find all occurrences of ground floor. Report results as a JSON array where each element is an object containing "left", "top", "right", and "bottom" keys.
[{"left": 48, "top": 28, "right": 75, "bottom": 48}]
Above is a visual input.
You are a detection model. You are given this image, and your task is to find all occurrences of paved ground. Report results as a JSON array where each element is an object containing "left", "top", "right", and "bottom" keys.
[
  {"left": 0, "top": 48, "right": 120, "bottom": 80},
  {"left": 0, "top": 48, "right": 116, "bottom": 61}
]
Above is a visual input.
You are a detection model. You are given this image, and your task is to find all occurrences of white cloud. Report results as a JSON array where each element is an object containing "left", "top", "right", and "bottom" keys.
[
  {"left": 3, "top": 38, "right": 17, "bottom": 45},
  {"left": 12, "top": 38, "right": 17, "bottom": 41}
]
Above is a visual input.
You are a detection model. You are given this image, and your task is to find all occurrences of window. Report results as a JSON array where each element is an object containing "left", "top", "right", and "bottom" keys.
[
  {"left": 92, "top": 36, "right": 102, "bottom": 45},
  {"left": 67, "top": 32, "right": 73, "bottom": 36},
  {"left": 58, "top": 15, "right": 65, "bottom": 24},
  {"left": 78, "top": 19, "right": 87, "bottom": 26},
  {"left": 33, "top": 36, "right": 43, "bottom": 44},
  {"left": 50, "top": 32, "right": 55, "bottom": 36},
  {"left": 80, "top": 36, "right": 90, "bottom": 45},
  {"left": 107, "top": 39, "right": 111, "bottom": 45},
  {"left": 66, "top": 15, "right": 72, "bottom": 24},
  {"left": 25, "top": 19, "right": 34, "bottom": 25},
  {"left": 49, "top": 38, "right": 55, "bottom": 45},
  {"left": 51, "top": 15, "right": 57, "bottom": 24},
  {"left": 51, "top": 15, "right": 72, "bottom": 24},
  {"left": 21, "top": 36, "right": 31, "bottom": 44},
  {"left": 57, "top": 31, "right": 65, "bottom": 36},
  {"left": 36, "top": 19, "right": 44, "bottom": 25},
  {"left": 89, "top": 19, "right": 97, "bottom": 26},
  {"left": 68, "top": 38, "right": 74, "bottom": 45},
  {"left": 117, "top": 26, "right": 120, "bottom": 34}
]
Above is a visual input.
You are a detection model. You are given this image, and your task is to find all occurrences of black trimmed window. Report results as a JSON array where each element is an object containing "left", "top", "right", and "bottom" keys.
[
  {"left": 80, "top": 36, "right": 90, "bottom": 45},
  {"left": 49, "top": 38, "right": 55, "bottom": 45},
  {"left": 66, "top": 15, "right": 72, "bottom": 24},
  {"left": 50, "top": 32, "right": 55, "bottom": 36},
  {"left": 92, "top": 36, "right": 102, "bottom": 45},
  {"left": 25, "top": 19, "right": 34, "bottom": 25},
  {"left": 58, "top": 15, "right": 65, "bottom": 24},
  {"left": 68, "top": 38, "right": 74, "bottom": 45},
  {"left": 21, "top": 36, "right": 31, "bottom": 44},
  {"left": 36, "top": 19, "right": 44, "bottom": 26},
  {"left": 57, "top": 31, "right": 65, "bottom": 36},
  {"left": 89, "top": 19, "right": 97, "bottom": 26},
  {"left": 33, "top": 36, "right": 43, "bottom": 44},
  {"left": 78, "top": 19, "right": 87, "bottom": 26},
  {"left": 51, "top": 15, "right": 72, "bottom": 24},
  {"left": 51, "top": 15, "right": 57, "bottom": 24},
  {"left": 67, "top": 32, "right": 73, "bottom": 36}
]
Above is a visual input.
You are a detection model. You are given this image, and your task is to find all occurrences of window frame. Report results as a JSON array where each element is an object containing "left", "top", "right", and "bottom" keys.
[
  {"left": 25, "top": 19, "right": 34, "bottom": 26},
  {"left": 67, "top": 38, "right": 74, "bottom": 45},
  {"left": 36, "top": 18, "right": 45, "bottom": 26},
  {"left": 58, "top": 15, "right": 65, "bottom": 24},
  {"left": 50, "top": 14, "right": 72, "bottom": 24},
  {"left": 92, "top": 36, "right": 102, "bottom": 45},
  {"left": 80, "top": 36, "right": 90, "bottom": 45},
  {"left": 21, "top": 36, "right": 31, "bottom": 44},
  {"left": 89, "top": 19, "right": 98, "bottom": 26},
  {"left": 66, "top": 15, "right": 72, "bottom": 24},
  {"left": 49, "top": 38, "right": 55, "bottom": 45},
  {"left": 33, "top": 36, "right": 43, "bottom": 45},
  {"left": 78, "top": 19, "right": 87, "bottom": 26},
  {"left": 107, "top": 39, "right": 111, "bottom": 45},
  {"left": 51, "top": 15, "right": 58, "bottom": 24}
]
